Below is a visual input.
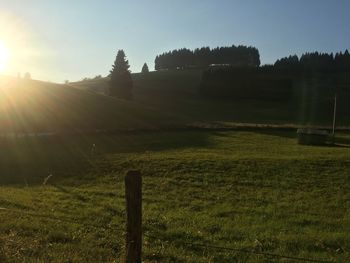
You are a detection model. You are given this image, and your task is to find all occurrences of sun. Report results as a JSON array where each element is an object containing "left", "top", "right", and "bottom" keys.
[{"left": 0, "top": 42, "right": 10, "bottom": 73}]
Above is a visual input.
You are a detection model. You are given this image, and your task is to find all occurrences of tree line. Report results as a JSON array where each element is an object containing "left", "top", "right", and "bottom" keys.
[
  {"left": 154, "top": 45, "right": 260, "bottom": 70},
  {"left": 273, "top": 50, "right": 350, "bottom": 73},
  {"left": 107, "top": 45, "right": 260, "bottom": 100},
  {"left": 107, "top": 48, "right": 350, "bottom": 102},
  {"left": 199, "top": 50, "right": 350, "bottom": 103}
]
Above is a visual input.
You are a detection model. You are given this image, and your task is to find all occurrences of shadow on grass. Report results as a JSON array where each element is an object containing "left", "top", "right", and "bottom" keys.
[
  {"left": 333, "top": 143, "right": 350, "bottom": 148},
  {"left": 85, "top": 131, "right": 213, "bottom": 154},
  {"left": 3, "top": 129, "right": 346, "bottom": 186},
  {"left": 252, "top": 129, "right": 350, "bottom": 148},
  {"left": 0, "top": 131, "right": 213, "bottom": 186},
  {"left": 212, "top": 129, "right": 297, "bottom": 140},
  {"left": 334, "top": 135, "right": 350, "bottom": 146},
  {"left": 256, "top": 129, "right": 297, "bottom": 139}
]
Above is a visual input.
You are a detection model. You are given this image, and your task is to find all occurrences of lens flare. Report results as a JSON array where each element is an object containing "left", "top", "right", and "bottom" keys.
[{"left": 0, "top": 42, "right": 10, "bottom": 73}]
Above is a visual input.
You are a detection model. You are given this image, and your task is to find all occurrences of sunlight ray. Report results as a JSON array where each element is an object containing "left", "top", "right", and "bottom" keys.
[{"left": 0, "top": 42, "right": 10, "bottom": 73}]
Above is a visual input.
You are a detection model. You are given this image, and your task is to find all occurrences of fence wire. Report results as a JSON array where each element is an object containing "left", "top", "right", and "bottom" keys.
[
  {"left": 0, "top": 206, "right": 335, "bottom": 263},
  {"left": 143, "top": 232, "right": 333, "bottom": 263}
]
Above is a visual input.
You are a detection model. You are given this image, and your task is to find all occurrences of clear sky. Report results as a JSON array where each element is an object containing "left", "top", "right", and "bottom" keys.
[{"left": 0, "top": 0, "right": 349, "bottom": 82}]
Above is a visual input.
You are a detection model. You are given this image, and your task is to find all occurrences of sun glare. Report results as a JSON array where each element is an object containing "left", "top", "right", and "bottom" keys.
[{"left": 0, "top": 42, "right": 10, "bottom": 73}]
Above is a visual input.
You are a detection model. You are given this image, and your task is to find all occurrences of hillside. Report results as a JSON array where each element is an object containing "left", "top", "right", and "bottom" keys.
[
  {"left": 72, "top": 69, "right": 350, "bottom": 127},
  {"left": 2, "top": 69, "right": 348, "bottom": 135},
  {"left": 72, "top": 70, "right": 298, "bottom": 125},
  {"left": 0, "top": 75, "right": 175, "bottom": 133}
]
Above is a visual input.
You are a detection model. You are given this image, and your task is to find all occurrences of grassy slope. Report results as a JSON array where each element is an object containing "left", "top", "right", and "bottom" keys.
[
  {"left": 0, "top": 131, "right": 349, "bottom": 262},
  {"left": 0, "top": 76, "right": 174, "bottom": 133},
  {"left": 0, "top": 71, "right": 349, "bottom": 262},
  {"left": 2, "top": 70, "right": 348, "bottom": 133},
  {"left": 72, "top": 70, "right": 350, "bottom": 126}
]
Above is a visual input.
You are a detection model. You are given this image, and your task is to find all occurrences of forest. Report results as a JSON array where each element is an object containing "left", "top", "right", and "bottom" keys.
[
  {"left": 154, "top": 45, "right": 260, "bottom": 70},
  {"left": 199, "top": 50, "right": 350, "bottom": 101}
]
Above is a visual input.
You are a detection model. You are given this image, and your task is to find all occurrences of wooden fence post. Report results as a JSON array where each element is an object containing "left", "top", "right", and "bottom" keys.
[{"left": 125, "top": 170, "right": 142, "bottom": 263}]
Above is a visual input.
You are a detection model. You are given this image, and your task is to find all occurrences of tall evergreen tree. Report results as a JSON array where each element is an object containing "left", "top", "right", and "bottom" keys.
[
  {"left": 141, "top": 63, "right": 149, "bottom": 74},
  {"left": 154, "top": 55, "right": 160, "bottom": 71},
  {"left": 109, "top": 50, "right": 133, "bottom": 100}
]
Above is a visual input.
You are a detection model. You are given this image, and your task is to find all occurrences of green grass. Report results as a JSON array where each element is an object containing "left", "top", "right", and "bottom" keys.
[
  {"left": 0, "top": 130, "right": 349, "bottom": 262},
  {"left": 0, "top": 71, "right": 349, "bottom": 262}
]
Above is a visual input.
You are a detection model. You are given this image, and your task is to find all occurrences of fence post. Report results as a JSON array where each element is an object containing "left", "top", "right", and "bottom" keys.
[{"left": 125, "top": 170, "right": 142, "bottom": 263}]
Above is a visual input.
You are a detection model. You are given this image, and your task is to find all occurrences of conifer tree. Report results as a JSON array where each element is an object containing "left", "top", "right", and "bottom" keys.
[
  {"left": 141, "top": 63, "right": 149, "bottom": 74},
  {"left": 109, "top": 50, "right": 133, "bottom": 100},
  {"left": 154, "top": 56, "right": 160, "bottom": 71}
]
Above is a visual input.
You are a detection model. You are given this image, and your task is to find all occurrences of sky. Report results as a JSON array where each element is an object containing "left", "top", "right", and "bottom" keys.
[{"left": 0, "top": 0, "right": 349, "bottom": 83}]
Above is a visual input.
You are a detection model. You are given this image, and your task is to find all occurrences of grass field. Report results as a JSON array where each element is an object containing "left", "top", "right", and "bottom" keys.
[
  {"left": 0, "top": 130, "right": 349, "bottom": 262},
  {"left": 0, "top": 70, "right": 349, "bottom": 262}
]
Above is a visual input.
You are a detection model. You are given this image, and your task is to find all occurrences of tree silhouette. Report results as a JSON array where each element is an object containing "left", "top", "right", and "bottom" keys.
[
  {"left": 154, "top": 55, "right": 160, "bottom": 71},
  {"left": 154, "top": 45, "right": 260, "bottom": 70},
  {"left": 200, "top": 50, "right": 350, "bottom": 100},
  {"left": 109, "top": 50, "right": 133, "bottom": 100},
  {"left": 141, "top": 63, "right": 149, "bottom": 74},
  {"left": 273, "top": 51, "right": 350, "bottom": 73}
]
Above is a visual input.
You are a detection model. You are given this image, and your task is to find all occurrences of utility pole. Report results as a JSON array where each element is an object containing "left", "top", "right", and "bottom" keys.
[{"left": 332, "top": 93, "right": 337, "bottom": 140}]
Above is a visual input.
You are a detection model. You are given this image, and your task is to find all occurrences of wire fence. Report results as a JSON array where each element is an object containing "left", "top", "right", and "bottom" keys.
[
  {"left": 143, "top": 232, "right": 333, "bottom": 263},
  {"left": 0, "top": 206, "right": 335, "bottom": 263}
]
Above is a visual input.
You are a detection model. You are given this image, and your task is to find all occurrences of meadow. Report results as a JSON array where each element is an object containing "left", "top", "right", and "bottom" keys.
[
  {"left": 1, "top": 1, "right": 350, "bottom": 262},
  {"left": 0, "top": 130, "right": 349, "bottom": 262},
  {"left": 0, "top": 70, "right": 349, "bottom": 262}
]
